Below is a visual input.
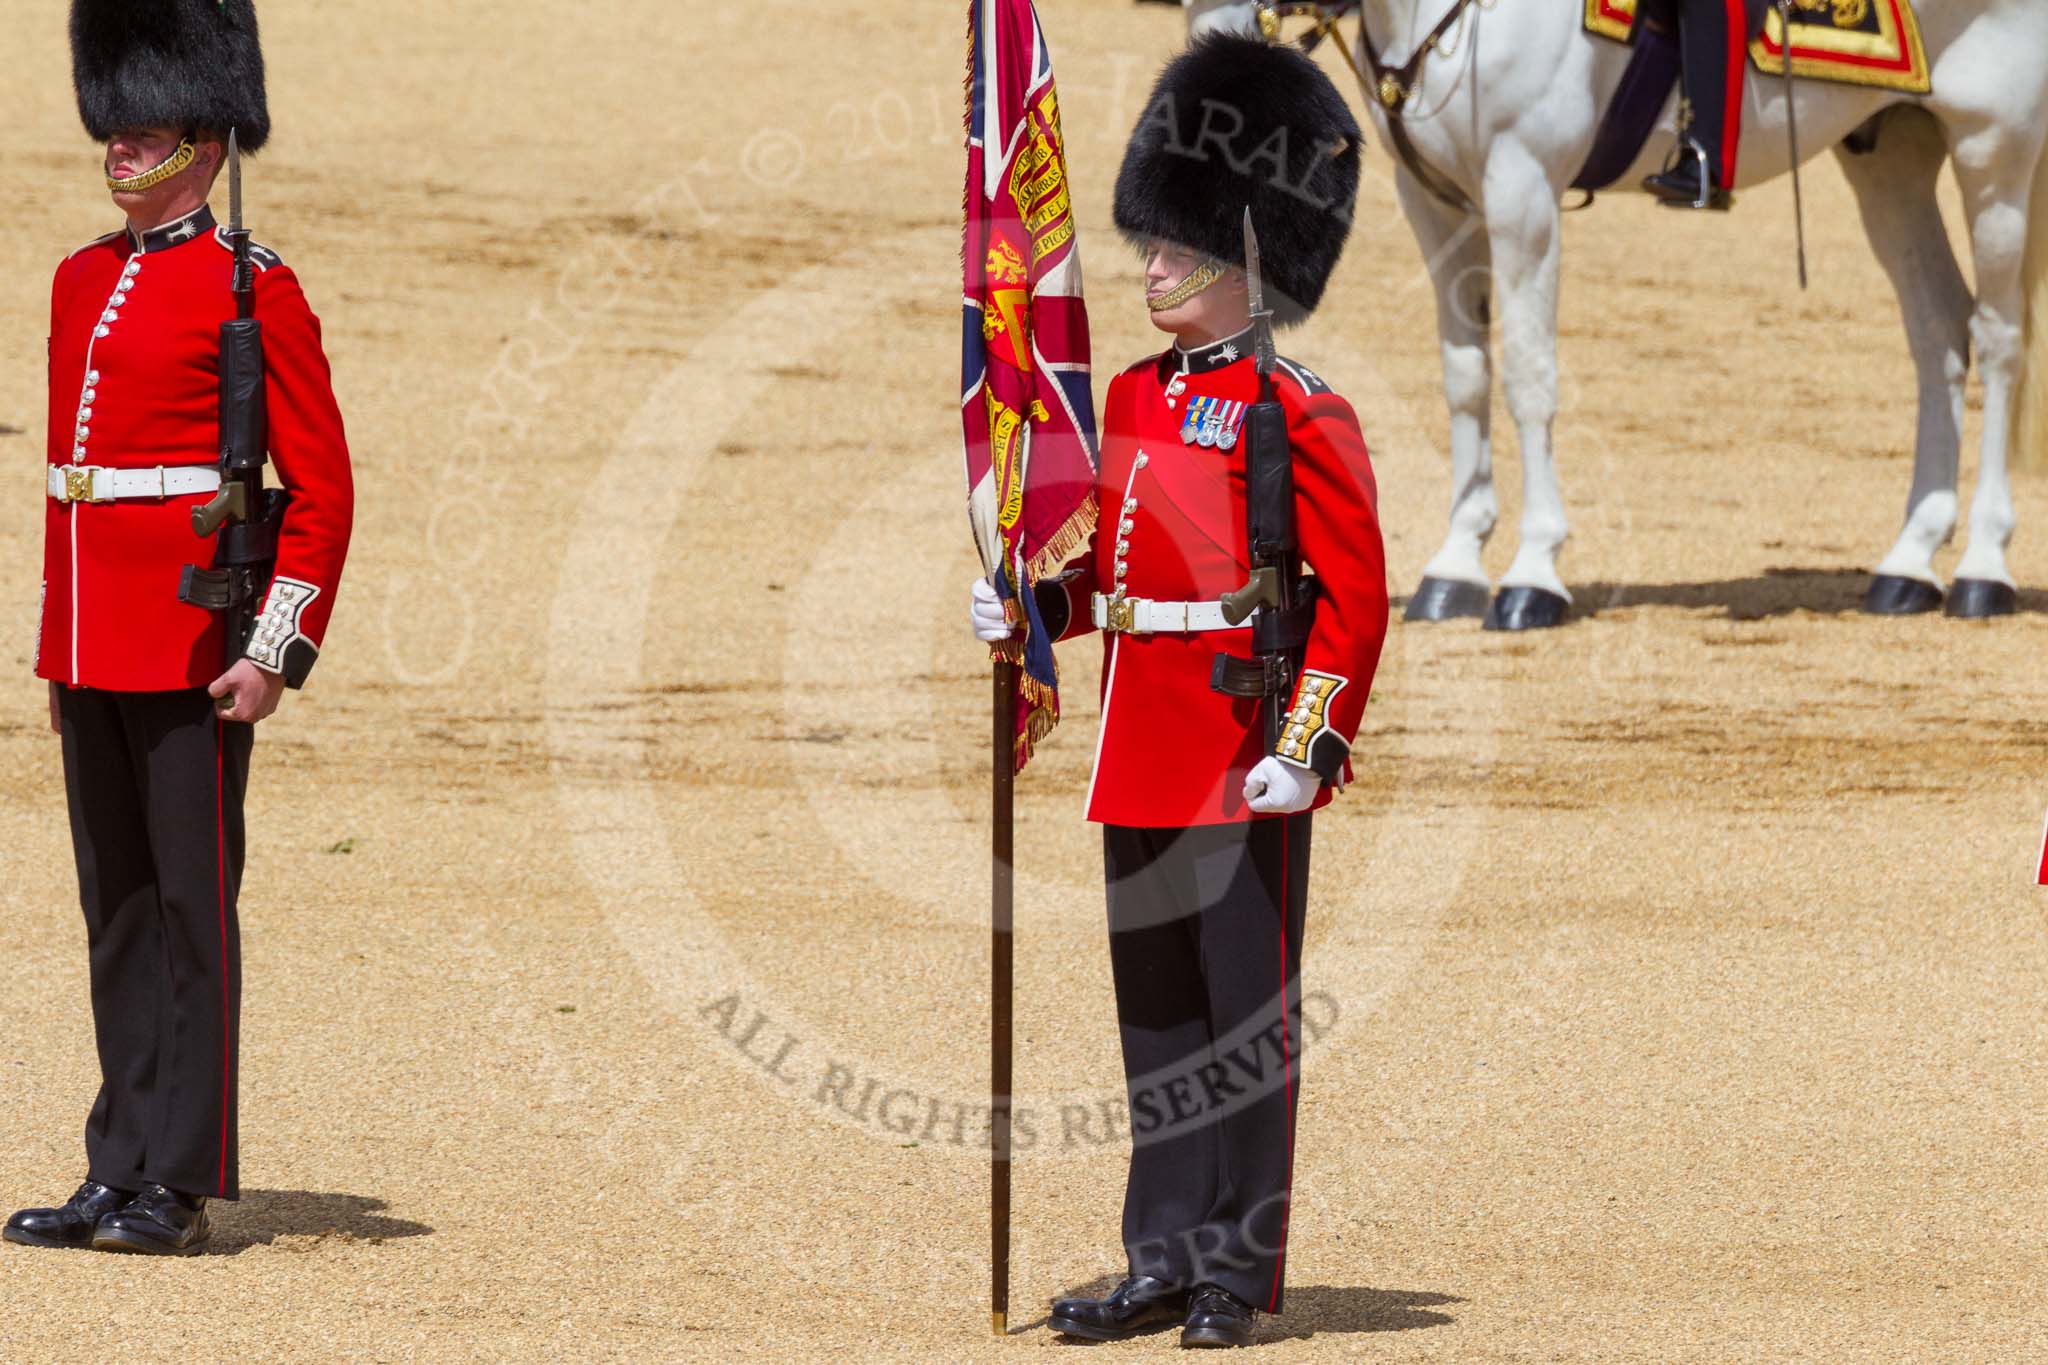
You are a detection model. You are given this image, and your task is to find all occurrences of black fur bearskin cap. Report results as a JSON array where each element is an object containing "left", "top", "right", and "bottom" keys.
[
  {"left": 1113, "top": 35, "right": 1360, "bottom": 326},
  {"left": 72, "top": 0, "right": 269, "bottom": 150}
]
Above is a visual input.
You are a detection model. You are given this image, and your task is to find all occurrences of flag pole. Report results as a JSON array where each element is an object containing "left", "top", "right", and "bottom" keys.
[{"left": 991, "top": 656, "right": 1017, "bottom": 1336}]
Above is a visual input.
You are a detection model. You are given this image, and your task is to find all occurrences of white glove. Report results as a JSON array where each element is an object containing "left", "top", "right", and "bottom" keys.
[
  {"left": 1244, "top": 754, "right": 1320, "bottom": 814},
  {"left": 969, "top": 575, "right": 1015, "bottom": 642}
]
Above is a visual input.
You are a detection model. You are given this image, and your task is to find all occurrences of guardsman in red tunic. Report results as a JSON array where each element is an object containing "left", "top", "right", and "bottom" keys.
[
  {"left": 970, "top": 37, "right": 1387, "bottom": 1348},
  {"left": 5, "top": 0, "right": 352, "bottom": 1256}
]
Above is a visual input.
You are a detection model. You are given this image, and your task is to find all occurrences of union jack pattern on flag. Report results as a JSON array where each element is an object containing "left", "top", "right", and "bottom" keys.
[{"left": 962, "top": 0, "right": 1098, "bottom": 771}]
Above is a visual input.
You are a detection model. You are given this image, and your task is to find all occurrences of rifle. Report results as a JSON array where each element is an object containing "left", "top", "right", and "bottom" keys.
[
  {"left": 1216, "top": 209, "right": 1313, "bottom": 748},
  {"left": 179, "top": 129, "right": 290, "bottom": 691}
]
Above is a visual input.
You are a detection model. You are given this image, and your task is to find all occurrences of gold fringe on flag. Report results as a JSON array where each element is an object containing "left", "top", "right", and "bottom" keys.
[
  {"left": 1013, "top": 700, "right": 1058, "bottom": 768},
  {"left": 985, "top": 491, "right": 1097, "bottom": 765},
  {"left": 1025, "top": 494, "right": 1097, "bottom": 583}
]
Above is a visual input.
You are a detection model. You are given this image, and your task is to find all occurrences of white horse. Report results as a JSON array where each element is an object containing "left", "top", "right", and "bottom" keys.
[{"left": 1184, "top": 0, "right": 2048, "bottom": 625}]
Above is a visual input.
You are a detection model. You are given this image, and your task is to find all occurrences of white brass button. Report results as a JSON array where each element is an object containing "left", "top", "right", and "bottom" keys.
[
  {"left": 1115, "top": 539, "right": 1129, "bottom": 556},
  {"left": 94, "top": 326, "right": 109, "bottom": 338},
  {"left": 82, "top": 389, "right": 96, "bottom": 404},
  {"left": 1135, "top": 454, "right": 1148, "bottom": 469},
  {"left": 1119, "top": 519, "right": 1133, "bottom": 534},
  {"left": 1123, "top": 498, "right": 1136, "bottom": 513},
  {"left": 87, "top": 370, "right": 100, "bottom": 385}
]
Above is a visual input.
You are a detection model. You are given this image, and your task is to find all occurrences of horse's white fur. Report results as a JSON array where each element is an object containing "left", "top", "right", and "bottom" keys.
[
  {"left": 2021, "top": 152, "right": 2048, "bottom": 479},
  {"left": 1194, "top": 0, "right": 2048, "bottom": 602}
]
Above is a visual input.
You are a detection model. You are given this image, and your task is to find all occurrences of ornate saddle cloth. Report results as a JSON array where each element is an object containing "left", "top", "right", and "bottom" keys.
[{"left": 1585, "top": 0, "right": 1931, "bottom": 93}]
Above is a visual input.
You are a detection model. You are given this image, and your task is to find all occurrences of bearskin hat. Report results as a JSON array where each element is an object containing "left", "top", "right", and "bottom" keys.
[
  {"left": 1113, "top": 35, "right": 1360, "bottom": 325},
  {"left": 71, "top": 0, "right": 269, "bottom": 151}
]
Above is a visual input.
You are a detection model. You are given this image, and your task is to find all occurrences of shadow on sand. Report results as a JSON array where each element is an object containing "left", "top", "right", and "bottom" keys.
[
  {"left": 211, "top": 1189, "right": 433, "bottom": 1254},
  {"left": 1395, "top": 567, "right": 2048, "bottom": 623}
]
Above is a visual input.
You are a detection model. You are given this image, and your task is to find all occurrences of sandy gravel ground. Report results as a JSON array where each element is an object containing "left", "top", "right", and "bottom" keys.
[{"left": 0, "top": 1, "right": 2045, "bottom": 1359}]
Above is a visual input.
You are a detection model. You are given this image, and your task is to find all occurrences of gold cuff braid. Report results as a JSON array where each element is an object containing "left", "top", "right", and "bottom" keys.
[
  {"left": 1275, "top": 670, "right": 1346, "bottom": 767},
  {"left": 106, "top": 140, "right": 196, "bottom": 193},
  {"left": 1147, "top": 259, "right": 1226, "bottom": 312}
]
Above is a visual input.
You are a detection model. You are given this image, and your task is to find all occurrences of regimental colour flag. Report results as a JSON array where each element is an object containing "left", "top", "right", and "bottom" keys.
[{"left": 962, "top": 0, "right": 1098, "bottom": 772}]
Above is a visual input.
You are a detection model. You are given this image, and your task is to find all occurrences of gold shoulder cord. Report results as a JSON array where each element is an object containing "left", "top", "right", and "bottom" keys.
[
  {"left": 1147, "top": 259, "right": 1226, "bottom": 312},
  {"left": 106, "top": 139, "right": 196, "bottom": 192}
]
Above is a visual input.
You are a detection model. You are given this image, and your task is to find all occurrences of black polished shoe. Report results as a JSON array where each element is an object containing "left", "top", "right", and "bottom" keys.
[
  {"left": 92, "top": 1184, "right": 211, "bottom": 1255},
  {"left": 1181, "top": 1284, "right": 1258, "bottom": 1349},
  {"left": 1049, "top": 1274, "right": 1188, "bottom": 1340},
  {"left": 4, "top": 1181, "right": 136, "bottom": 1250},
  {"left": 1643, "top": 142, "right": 1732, "bottom": 211}
]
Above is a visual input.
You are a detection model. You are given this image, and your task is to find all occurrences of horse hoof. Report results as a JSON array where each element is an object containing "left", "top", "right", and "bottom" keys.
[
  {"left": 1482, "top": 586, "right": 1571, "bottom": 631},
  {"left": 1403, "top": 576, "right": 1491, "bottom": 622},
  {"left": 1944, "top": 578, "right": 2017, "bottom": 619},
  {"left": 1861, "top": 575, "right": 1943, "bottom": 615}
]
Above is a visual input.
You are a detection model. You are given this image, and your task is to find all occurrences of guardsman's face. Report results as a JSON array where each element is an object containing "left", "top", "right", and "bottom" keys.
[
  {"left": 105, "top": 127, "right": 186, "bottom": 184},
  {"left": 105, "top": 126, "right": 221, "bottom": 215},
  {"left": 1143, "top": 241, "right": 1250, "bottom": 344}
]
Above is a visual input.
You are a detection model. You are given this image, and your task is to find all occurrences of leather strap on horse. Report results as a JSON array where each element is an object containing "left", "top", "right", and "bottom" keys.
[{"left": 1261, "top": 0, "right": 1478, "bottom": 214}]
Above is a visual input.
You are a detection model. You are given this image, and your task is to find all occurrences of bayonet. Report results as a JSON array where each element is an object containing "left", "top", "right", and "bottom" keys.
[
  {"left": 1243, "top": 207, "right": 1277, "bottom": 379},
  {"left": 226, "top": 129, "right": 255, "bottom": 315},
  {"left": 228, "top": 128, "right": 241, "bottom": 233}
]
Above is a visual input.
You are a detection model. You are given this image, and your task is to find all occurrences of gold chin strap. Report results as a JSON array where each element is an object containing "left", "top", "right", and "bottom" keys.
[
  {"left": 1147, "top": 259, "right": 1226, "bottom": 312},
  {"left": 105, "top": 138, "right": 196, "bottom": 193}
]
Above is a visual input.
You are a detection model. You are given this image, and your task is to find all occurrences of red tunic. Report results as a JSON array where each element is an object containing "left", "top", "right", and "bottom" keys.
[
  {"left": 38, "top": 206, "right": 354, "bottom": 692},
  {"left": 1045, "top": 333, "right": 1388, "bottom": 828}
]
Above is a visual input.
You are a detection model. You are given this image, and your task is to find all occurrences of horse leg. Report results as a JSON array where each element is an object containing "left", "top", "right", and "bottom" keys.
[
  {"left": 1834, "top": 109, "right": 1971, "bottom": 615},
  {"left": 1479, "top": 143, "right": 1571, "bottom": 630},
  {"left": 1397, "top": 169, "right": 1498, "bottom": 621},
  {"left": 1943, "top": 116, "right": 2048, "bottom": 617}
]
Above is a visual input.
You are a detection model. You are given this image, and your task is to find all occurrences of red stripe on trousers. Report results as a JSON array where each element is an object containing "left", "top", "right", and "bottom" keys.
[
  {"left": 215, "top": 717, "right": 230, "bottom": 1198},
  {"left": 1719, "top": 0, "right": 1747, "bottom": 187},
  {"left": 1268, "top": 818, "right": 1294, "bottom": 1313}
]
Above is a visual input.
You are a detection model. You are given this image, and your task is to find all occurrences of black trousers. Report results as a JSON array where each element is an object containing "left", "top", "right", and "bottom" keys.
[
  {"left": 1103, "top": 814, "right": 1312, "bottom": 1314},
  {"left": 58, "top": 686, "right": 251, "bottom": 1201},
  {"left": 1679, "top": 0, "right": 1752, "bottom": 187}
]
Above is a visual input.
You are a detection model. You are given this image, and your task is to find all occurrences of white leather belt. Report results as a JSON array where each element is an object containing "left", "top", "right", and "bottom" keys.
[
  {"left": 47, "top": 464, "right": 222, "bottom": 505},
  {"left": 1092, "top": 592, "right": 1256, "bottom": 635}
]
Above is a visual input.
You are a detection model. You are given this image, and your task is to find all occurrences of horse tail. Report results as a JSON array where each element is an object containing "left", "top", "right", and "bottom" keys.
[{"left": 2018, "top": 141, "right": 2048, "bottom": 473}]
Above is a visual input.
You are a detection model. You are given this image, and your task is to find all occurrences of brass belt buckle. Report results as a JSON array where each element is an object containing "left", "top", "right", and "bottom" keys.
[
  {"left": 65, "top": 466, "right": 94, "bottom": 504},
  {"left": 1107, "top": 596, "right": 1136, "bottom": 634}
]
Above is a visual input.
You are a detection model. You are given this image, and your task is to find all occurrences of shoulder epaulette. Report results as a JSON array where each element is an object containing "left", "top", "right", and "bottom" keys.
[
  {"left": 212, "top": 225, "right": 282, "bottom": 272},
  {"left": 1274, "top": 357, "right": 1333, "bottom": 396}
]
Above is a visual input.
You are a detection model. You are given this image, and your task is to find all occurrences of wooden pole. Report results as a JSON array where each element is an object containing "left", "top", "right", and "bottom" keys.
[{"left": 991, "top": 659, "right": 1017, "bottom": 1337}]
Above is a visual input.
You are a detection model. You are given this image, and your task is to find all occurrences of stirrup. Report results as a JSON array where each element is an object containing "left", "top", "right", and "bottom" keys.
[{"left": 1646, "top": 135, "right": 1732, "bottom": 211}]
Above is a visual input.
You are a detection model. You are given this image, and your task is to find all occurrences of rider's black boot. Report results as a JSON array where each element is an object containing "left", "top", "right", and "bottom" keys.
[{"left": 1644, "top": 139, "right": 1733, "bottom": 210}]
